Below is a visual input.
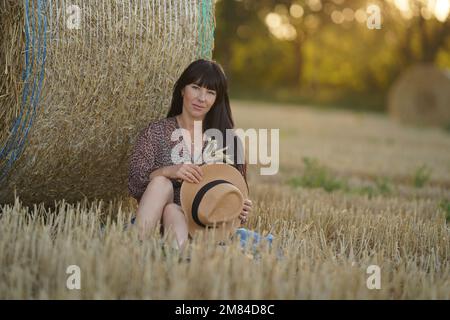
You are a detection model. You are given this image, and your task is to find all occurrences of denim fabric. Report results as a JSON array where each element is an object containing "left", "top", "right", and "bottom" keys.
[{"left": 234, "top": 228, "right": 274, "bottom": 250}]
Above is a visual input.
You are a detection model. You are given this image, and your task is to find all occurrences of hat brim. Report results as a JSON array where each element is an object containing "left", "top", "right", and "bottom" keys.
[
  {"left": 187, "top": 218, "right": 242, "bottom": 243},
  {"left": 180, "top": 164, "right": 248, "bottom": 241}
]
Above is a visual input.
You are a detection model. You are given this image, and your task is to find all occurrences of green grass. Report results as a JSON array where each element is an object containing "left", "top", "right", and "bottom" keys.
[
  {"left": 288, "top": 157, "right": 393, "bottom": 197},
  {"left": 444, "top": 123, "right": 450, "bottom": 134},
  {"left": 351, "top": 177, "right": 393, "bottom": 198},
  {"left": 288, "top": 157, "right": 348, "bottom": 193},
  {"left": 375, "top": 177, "right": 393, "bottom": 195},
  {"left": 413, "top": 165, "right": 432, "bottom": 188},
  {"left": 439, "top": 199, "right": 450, "bottom": 224}
]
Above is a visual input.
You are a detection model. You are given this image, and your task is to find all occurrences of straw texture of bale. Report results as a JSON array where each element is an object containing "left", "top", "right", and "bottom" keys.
[
  {"left": 0, "top": 0, "right": 215, "bottom": 205},
  {"left": 388, "top": 64, "right": 450, "bottom": 127}
]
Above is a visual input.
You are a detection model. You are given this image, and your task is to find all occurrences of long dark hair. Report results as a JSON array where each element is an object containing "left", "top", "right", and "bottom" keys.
[{"left": 167, "top": 59, "right": 247, "bottom": 185}]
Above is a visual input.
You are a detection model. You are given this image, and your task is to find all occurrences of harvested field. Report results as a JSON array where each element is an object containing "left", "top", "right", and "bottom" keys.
[{"left": 0, "top": 101, "right": 449, "bottom": 299}]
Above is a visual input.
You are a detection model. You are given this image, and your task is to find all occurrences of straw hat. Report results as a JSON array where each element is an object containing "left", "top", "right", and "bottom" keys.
[{"left": 180, "top": 163, "right": 249, "bottom": 242}]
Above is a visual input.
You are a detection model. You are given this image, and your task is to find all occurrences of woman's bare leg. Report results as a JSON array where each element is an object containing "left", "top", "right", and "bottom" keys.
[
  {"left": 162, "top": 203, "right": 189, "bottom": 250},
  {"left": 136, "top": 176, "right": 174, "bottom": 240}
]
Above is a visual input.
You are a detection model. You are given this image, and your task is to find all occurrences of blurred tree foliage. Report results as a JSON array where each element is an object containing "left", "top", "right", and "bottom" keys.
[{"left": 213, "top": 0, "right": 450, "bottom": 111}]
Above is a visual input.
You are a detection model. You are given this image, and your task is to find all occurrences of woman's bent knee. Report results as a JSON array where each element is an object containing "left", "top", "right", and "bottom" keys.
[
  {"left": 162, "top": 204, "right": 183, "bottom": 222},
  {"left": 149, "top": 175, "right": 173, "bottom": 190},
  {"left": 142, "top": 175, "right": 174, "bottom": 199},
  {"left": 138, "top": 176, "right": 174, "bottom": 213},
  {"left": 163, "top": 203, "right": 179, "bottom": 217}
]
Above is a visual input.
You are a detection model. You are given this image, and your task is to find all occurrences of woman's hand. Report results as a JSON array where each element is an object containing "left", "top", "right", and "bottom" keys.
[
  {"left": 239, "top": 199, "right": 252, "bottom": 225},
  {"left": 170, "top": 164, "right": 203, "bottom": 184}
]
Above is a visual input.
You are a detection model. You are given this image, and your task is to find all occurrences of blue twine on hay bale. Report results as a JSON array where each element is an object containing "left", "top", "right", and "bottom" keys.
[{"left": 0, "top": 0, "right": 48, "bottom": 183}]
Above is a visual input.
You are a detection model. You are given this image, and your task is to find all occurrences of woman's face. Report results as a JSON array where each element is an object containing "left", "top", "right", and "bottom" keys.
[{"left": 181, "top": 83, "right": 217, "bottom": 119}]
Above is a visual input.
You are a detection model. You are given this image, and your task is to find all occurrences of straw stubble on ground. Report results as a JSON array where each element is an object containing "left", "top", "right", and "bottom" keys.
[{"left": 0, "top": 101, "right": 449, "bottom": 299}]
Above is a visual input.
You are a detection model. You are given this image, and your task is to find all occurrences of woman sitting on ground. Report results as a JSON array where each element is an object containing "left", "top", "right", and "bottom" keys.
[{"left": 128, "top": 59, "right": 252, "bottom": 250}]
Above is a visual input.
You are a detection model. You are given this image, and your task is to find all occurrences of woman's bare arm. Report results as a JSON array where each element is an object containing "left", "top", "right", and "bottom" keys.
[
  {"left": 150, "top": 164, "right": 203, "bottom": 183},
  {"left": 149, "top": 166, "right": 175, "bottom": 180}
]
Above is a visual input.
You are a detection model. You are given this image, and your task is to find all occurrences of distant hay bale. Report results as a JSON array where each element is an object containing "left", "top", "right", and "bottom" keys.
[
  {"left": 0, "top": 0, "right": 215, "bottom": 205},
  {"left": 388, "top": 64, "right": 450, "bottom": 127}
]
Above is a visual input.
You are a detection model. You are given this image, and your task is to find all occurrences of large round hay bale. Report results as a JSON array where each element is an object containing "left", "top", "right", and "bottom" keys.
[
  {"left": 0, "top": 0, "right": 215, "bottom": 205},
  {"left": 388, "top": 64, "right": 450, "bottom": 127}
]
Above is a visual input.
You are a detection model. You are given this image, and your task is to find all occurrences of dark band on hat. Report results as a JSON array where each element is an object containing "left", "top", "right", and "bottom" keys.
[{"left": 191, "top": 179, "right": 231, "bottom": 228}]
